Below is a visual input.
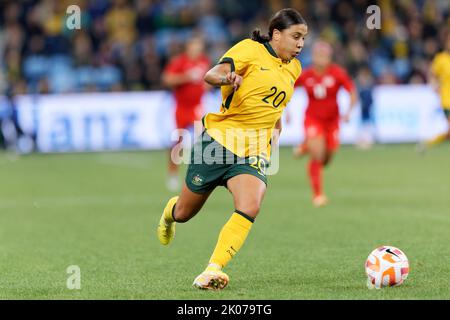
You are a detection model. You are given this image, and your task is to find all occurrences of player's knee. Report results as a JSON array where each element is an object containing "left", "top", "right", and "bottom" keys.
[
  {"left": 236, "top": 202, "right": 261, "bottom": 219},
  {"left": 311, "top": 153, "right": 326, "bottom": 164},
  {"left": 173, "top": 204, "right": 196, "bottom": 223}
]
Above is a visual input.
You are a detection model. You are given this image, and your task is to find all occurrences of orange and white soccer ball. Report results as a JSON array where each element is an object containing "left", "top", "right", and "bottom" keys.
[{"left": 365, "top": 245, "right": 409, "bottom": 289}]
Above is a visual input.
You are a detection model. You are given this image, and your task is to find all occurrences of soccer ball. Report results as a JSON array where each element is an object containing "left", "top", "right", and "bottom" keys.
[{"left": 365, "top": 245, "right": 409, "bottom": 289}]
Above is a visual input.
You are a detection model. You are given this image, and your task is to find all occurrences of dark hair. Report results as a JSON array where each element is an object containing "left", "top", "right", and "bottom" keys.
[{"left": 251, "top": 8, "right": 307, "bottom": 43}]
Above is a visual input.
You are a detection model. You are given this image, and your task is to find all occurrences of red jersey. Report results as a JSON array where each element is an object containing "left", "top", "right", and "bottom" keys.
[
  {"left": 295, "top": 64, "right": 354, "bottom": 121},
  {"left": 164, "top": 53, "right": 210, "bottom": 109}
]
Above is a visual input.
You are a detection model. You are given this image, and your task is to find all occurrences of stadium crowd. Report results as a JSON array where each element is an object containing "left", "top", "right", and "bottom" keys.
[{"left": 0, "top": 0, "right": 449, "bottom": 95}]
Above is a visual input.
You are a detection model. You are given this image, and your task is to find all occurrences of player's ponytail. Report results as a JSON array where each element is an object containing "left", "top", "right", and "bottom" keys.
[
  {"left": 252, "top": 8, "right": 307, "bottom": 43},
  {"left": 251, "top": 29, "right": 271, "bottom": 43}
]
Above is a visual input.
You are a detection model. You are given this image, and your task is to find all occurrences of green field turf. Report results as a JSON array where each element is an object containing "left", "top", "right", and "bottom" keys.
[{"left": 0, "top": 144, "right": 449, "bottom": 300}]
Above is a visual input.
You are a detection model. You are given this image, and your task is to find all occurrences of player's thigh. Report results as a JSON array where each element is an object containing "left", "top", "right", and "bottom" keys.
[
  {"left": 226, "top": 174, "right": 267, "bottom": 219},
  {"left": 305, "top": 120, "right": 327, "bottom": 161},
  {"left": 174, "top": 183, "right": 213, "bottom": 222},
  {"left": 307, "top": 135, "right": 327, "bottom": 162}
]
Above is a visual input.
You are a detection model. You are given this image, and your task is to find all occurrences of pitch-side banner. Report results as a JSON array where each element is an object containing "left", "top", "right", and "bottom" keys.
[
  {"left": 17, "top": 92, "right": 175, "bottom": 152},
  {"left": 16, "top": 85, "right": 447, "bottom": 153}
]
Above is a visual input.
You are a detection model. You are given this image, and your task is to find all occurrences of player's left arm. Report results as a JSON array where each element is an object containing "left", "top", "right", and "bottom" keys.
[
  {"left": 275, "top": 117, "right": 282, "bottom": 134},
  {"left": 339, "top": 68, "right": 358, "bottom": 123},
  {"left": 203, "top": 62, "right": 214, "bottom": 92},
  {"left": 342, "top": 89, "right": 358, "bottom": 123},
  {"left": 271, "top": 118, "right": 282, "bottom": 147}
]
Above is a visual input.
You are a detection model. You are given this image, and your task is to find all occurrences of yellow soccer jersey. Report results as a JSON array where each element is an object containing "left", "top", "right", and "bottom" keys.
[
  {"left": 203, "top": 39, "right": 302, "bottom": 160},
  {"left": 431, "top": 51, "right": 450, "bottom": 109}
]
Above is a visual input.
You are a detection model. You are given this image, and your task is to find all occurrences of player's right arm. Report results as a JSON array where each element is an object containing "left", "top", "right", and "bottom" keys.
[
  {"left": 162, "top": 71, "right": 193, "bottom": 88},
  {"left": 204, "top": 39, "right": 256, "bottom": 91},
  {"left": 163, "top": 67, "right": 201, "bottom": 88},
  {"left": 162, "top": 57, "right": 201, "bottom": 88},
  {"left": 272, "top": 118, "right": 283, "bottom": 146},
  {"left": 204, "top": 63, "right": 242, "bottom": 91}
]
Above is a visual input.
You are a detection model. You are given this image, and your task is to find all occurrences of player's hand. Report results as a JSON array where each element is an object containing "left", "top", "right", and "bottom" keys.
[
  {"left": 271, "top": 130, "right": 280, "bottom": 146},
  {"left": 186, "top": 69, "right": 203, "bottom": 82},
  {"left": 226, "top": 71, "right": 243, "bottom": 91},
  {"left": 285, "top": 112, "right": 291, "bottom": 124},
  {"left": 341, "top": 113, "right": 351, "bottom": 123}
]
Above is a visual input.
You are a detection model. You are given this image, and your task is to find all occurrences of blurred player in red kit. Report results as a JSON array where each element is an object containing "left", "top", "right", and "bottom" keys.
[
  {"left": 294, "top": 40, "right": 358, "bottom": 207},
  {"left": 162, "top": 36, "right": 210, "bottom": 191}
]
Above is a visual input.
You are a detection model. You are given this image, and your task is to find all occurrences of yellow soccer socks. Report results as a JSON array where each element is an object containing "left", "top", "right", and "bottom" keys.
[
  {"left": 157, "top": 196, "right": 178, "bottom": 245},
  {"left": 208, "top": 211, "right": 254, "bottom": 270},
  {"left": 163, "top": 196, "right": 178, "bottom": 224}
]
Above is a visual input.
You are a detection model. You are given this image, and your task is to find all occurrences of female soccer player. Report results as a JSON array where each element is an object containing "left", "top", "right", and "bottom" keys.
[
  {"left": 417, "top": 33, "right": 450, "bottom": 152},
  {"left": 293, "top": 40, "right": 358, "bottom": 207},
  {"left": 162, "top": 36, "right": 210, "bottom": 191},
  {"left": 157, "top": 8, "right": 307, "bottom": 290}
]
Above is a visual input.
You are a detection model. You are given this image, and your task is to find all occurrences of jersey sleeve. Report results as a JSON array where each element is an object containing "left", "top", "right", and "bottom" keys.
[
  {"left": 337, "top": 66, "right": 355, "bottom": 92},
  {"left": 295, "top": 69, "right": 307, "bottom": 87},
  {"left": 218, "top": 39, "right": 255, "bottom": 75},
  {"left": 164, "top": 56, "right": 183, "bottom": 75}
]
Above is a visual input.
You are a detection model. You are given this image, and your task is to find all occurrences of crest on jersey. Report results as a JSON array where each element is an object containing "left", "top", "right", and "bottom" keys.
[{"left": 323, "top": 76, "right": 335, "bottom": 87}]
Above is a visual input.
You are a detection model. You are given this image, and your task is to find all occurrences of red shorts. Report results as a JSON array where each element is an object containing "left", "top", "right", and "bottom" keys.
[{"left": 304, "top": 117, "right": 340, "bottom": 152}]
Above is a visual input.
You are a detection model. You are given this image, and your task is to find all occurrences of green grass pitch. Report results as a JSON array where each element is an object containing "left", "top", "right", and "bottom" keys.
[{"left": 0, "top": 145, "right": 449, "bottom": 299}]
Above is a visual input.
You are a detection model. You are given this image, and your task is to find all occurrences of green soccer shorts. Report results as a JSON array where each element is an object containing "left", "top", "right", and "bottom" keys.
[{"left": 185, "top": 131, "right": 268, "bottom": 194}]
